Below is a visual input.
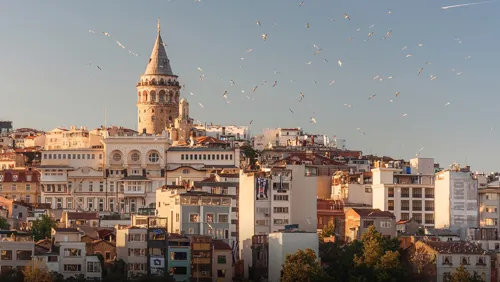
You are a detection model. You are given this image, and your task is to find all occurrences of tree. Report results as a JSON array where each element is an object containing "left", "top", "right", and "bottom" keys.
[
  {"left": 0, "top": 216, "right": 9, "bottom": 230},
  {"left": 322, "top": 222, "right": 335, "bottom": 238},
  {"left": 410, "top": 244, "right": 435, "bottom": 276},
  {"left": 351, "top": 226, "right": 407, "bottom": 282},
  {"left": 281, "top": 248, "right": 329, "bottom": 282},
  {"left": 449, "top": 265, "right": 484, "bottom": 282},
  {"left": 0, "top": 268, "right": 23, "bottom": 282},
  {"left": 241, "top": 145, "right": 259, "bottom": 169},
  {"left": 23, "top": 266, "right": 54, "bottom": 282},
  {"left": 31, "top": 214, "right": 57, "bottom": 241}
]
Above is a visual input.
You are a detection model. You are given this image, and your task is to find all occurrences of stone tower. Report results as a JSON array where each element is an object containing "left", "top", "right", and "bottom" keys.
[{"left": 137, "top": 18, "right": 181, "bottom": 135}]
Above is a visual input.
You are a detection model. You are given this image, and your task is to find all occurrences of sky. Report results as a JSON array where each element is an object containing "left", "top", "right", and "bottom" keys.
[{"left": 1, "top": 0, "right": 499, "bottom": 172}]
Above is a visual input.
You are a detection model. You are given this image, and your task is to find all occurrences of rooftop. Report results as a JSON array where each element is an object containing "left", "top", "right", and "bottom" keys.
[
  {"left": 351, "top": 208, "right": 395, "bottom": 218},
  {"left": 424, "top": 241, "right": 486, "bottom": 255}
]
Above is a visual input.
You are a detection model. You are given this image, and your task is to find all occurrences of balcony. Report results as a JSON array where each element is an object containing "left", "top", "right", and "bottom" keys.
[{"left": 124, "top": 188, "right": 145, "bottom": 195}]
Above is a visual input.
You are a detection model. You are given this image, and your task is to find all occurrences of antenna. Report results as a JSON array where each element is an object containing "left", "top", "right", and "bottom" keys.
[{"left": 104, "top": 108, "right": 107, "bottom": 128}]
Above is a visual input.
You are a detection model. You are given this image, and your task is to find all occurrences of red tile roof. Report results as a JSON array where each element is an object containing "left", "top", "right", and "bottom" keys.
[
  {"left": 0, "top": 170, "right": 40, "bottom": 183},
  {"left": 424, "top": 241, "right": 486, "bottom": 254},
  {"left": 66, "top": 212, "right": 98, "bottom": 220},
  {"left": 196, "top": 136, "right": 227, "bottom": 144}
]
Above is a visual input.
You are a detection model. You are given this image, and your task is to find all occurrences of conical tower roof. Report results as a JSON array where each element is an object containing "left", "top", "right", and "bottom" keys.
[{"left": 144, "top": 18, "right": 173, "bottom": 75}]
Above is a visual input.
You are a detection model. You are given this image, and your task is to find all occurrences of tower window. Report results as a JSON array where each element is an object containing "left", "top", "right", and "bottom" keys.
[{"left": 151, "top": 116, "right": 155, "bottom": 121}]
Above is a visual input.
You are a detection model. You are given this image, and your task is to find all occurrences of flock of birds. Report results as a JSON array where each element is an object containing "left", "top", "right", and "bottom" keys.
[{"left": 85, "top": 0, "right": 494, "bottom": 157}]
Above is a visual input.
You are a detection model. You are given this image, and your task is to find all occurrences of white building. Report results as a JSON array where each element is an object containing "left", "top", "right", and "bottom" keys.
[
  {"left": 193, "top": 124, "right": 251, "bottom": 141},
  {"left": 238, "top": 165, "right": 317, "bottom": 278},
  {"left": 435, "top": 166, "right": 479, "bottom": 238},
  {"left": 410, "top": 240, "right": 490, "bottom": 282},
  {"left": 371, "top": 158, "right": 436, "bottom": 228},
  {"left": 44, "top": 126, "right": 101, "bottom": 150},
  {"left": 253, "top": 128, "right": 333, "bottom": 151},
  {"left": 268, "top": 231, "right": 319, "bottom": 282},
  {"left": 38, "top": 148, "right": 105, "bottom": 211},
  {"left": 102, "top": 130, "right": 170, "bottom": 213}
]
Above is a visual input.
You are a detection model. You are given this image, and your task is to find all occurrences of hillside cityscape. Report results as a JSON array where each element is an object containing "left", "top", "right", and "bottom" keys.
[{"left": 1, "top": 2, "right": 499, "bottom": 281}]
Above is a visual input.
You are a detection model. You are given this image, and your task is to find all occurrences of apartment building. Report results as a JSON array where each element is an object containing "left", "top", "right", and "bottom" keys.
[
  {"left": 407, "top": 240, "right": 490, "bottom": 282},
  {"left": 44, "top": 126, "right": 101, "bottom": 150},
  {"left": 167, "top": 233, "right": 191, "bottom": 282},
  {"left": 194, "top": 173, "right": 239, "bottom": 246},
  {"left": 38, "top": 148, "right": 105, "bottom": 211},
  {"left": 115, "top": 216, "right": 168, "bottom": 277},
  {"left": 238, "top": 165, "right": 318, "bottom": 277},
  {"left": 372, "top": 158, "right": 436, "bottom": 228},
  {"left": 157, "top": 189, "right": 232, "bottom": 240},
  {"left": 212, "top": 239, "right": 234, "bottom": 282},
  {"left": 51, "top": 227, "right": 101, "bottom": 280},
  {"left": 189, "top": 235, "right": 213, "bottom": 282},
  {"left": 0, "top": 230, "right": 34, "bottom": 274},
  {"left": 102, "top": 131, "right": 169, "bottom": 213},
  {"left": 0, "top": 168, "right": 41, "bottom": 204},
  {"left": 331, "top": 170, "right": 372, "bottom": 206},
  {"left": 474, "top": 187, "right": 500, "bottom": 241},
  {"left": 435, "top": 166, "right": 479, "bottom": 238},
  {"left": 344, "top": 208, "right": 396, "bottom": 242}
]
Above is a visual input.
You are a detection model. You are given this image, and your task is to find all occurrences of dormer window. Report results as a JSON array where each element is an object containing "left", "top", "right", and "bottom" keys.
[
  {"left": 443, "top": 256, "right": 452, "bottom": 265},
  {"left": 0, "top": 175, "right": 3, "bottom": 182},
  {"left": 477, "top": 257, "right": 486, "bottom": 265},
  {"left": 12, "top": 175, "right": 18, "bottom": 182},
  {"left": 461, "top": 256, "right": 470, "bottom": 265}
]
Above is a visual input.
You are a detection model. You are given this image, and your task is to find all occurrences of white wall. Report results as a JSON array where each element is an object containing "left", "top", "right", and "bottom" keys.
[{"left": 288, "top": 165, "right": 317, "bottom": 232}]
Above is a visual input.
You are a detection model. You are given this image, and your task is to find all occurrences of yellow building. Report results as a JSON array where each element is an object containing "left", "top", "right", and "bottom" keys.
[{"left": 0, "top": 168, "right": 41, "bottom": 203}]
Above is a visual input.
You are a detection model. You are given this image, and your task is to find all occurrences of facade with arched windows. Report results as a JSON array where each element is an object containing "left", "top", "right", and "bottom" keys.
[{"left": 102, "top": 130, "right": 170, "bottom": 214}]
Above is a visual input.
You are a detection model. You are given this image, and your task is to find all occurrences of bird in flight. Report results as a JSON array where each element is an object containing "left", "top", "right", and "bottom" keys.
[{"left": 344, "top": 13, "right": 350, "bottom": 20}]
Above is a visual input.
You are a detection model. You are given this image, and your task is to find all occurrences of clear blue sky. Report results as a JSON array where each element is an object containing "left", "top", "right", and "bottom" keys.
[{"left": 1, "top": 0, "right": 499, "bottom": 172}]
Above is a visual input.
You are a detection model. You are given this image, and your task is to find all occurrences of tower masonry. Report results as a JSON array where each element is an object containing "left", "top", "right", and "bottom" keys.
[{"left": 137, "top": 19, "right": 181, "bottom": 135}]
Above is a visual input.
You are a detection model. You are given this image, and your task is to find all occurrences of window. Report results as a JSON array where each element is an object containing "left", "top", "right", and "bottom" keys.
[
  {"left": 425, "top": 188, "right": 434, "bottom": 198},
  {"left": 442, "top": 256, "right": 452, "bottom": 265},
  {"left": 460, "top": 256, "right": 470, "bottom": 265},
  {"left": 486, "top": 218, "right": 497, "bottom": 226},
  {"left": 401, "top": 188, "right": 409, "bottom": 198},
  {"left": 128, "top": 248, "right": 146, "bottom": 256},
  {"left": 64, "top": 248, "right": 82, "bottom": 257},
  {"left": 105, "top": 252, "right": 111, "bottom": 260},
  {"left": 412, "top": 188, "right": 422, "bottom": 198},
  {"left": 274, "top": 218, "right": 289, "bottom": 225},
  {"left": 131, "top": 152, "right": 140, "bottom": 162},
  {"left": 412, "top": 200, "right": 422, "bottom": 211},
  {"left": 64, "top": 264, "right": 82, "bottom": 272},
  {"left": 413, "top": 213, "right": 422, "bottom": 224},
  {"left": 1, "top": 250, "right": 12, "bottom": 260},
  {"left": 11, "top": 184, "right": 16, "bottom": 191},
  {"left": 218, "top": 214, "right": 228, "bottom": 223},
  {"left": 87, "top": 261, "right": 101, "bottom": 272},
  {"left": 401, "top": 213, "right": 410, "bottom": 221},
  {"left": 25, "top": 195, "right": 31, "bottom": 203},
  {"left": 182, "top": 169, "right": 190, "bottom": 174},
  {"left": 363, "top": 220, "right": 374, "bottom": 228},
  {"left": 486, "top": 206, "right": 498, "bottom": 213},
  {"left": 388, "top": 200, "right": 394, "bottom": 211},
  {"left": 206, "top": 213, "right": 214, "bottom": 222},
  {"left": 217, "top": 255, "right": 227, "bottom": 264},
  {"left": 401, "top": 200, "right": 409, "bottom": 211},
  {"left": 273, "top": 195, "right": 289, "bottom": 201},
  {"left": 425, "top": 214, "right": 434, "bottom": 224},
  {"left": 486, "top": 193, "right": 498, "bottom": 200},
  {"left": 98, "top": 198, "right": 104, "bottom": 211},
  {"left": 128, "top": 234, "right": 145, "bottom": 242},
  {"left": 476, "top": 256, "right": 486, "bottom": 265},
  {"left": 190, "top": 213, "right": 200, "bottom": 222},
  {"left": 170, "top": 252, "right": 188, "bottom": 261},
  {"left": 380, "top": 221, "right": 391, "bottom": 228},
  {"left": 273, "top": 207, "right": 289, "bottom": 213},
  {"left": 388, "top": 188, "right": 394, "bottom": 197},
  {"left": 176, "top": 213, "right": 180, "bottom": 222},
  {"left": 25, "top": 184, "right": 31, "bottom": 191},
  {"left": 112, "top": 153, "right": 122, "bottom": 162},
  {"left": 425, "top": 201, "right": 434, "bottom": 211},
  {"left": 256, "top": 220, "right": 268, "bottom": 226},
  {"left": 365, "top": 187, "right": 372, "bottom": 193},
  {"left": 149, "top": 152, "right": 160, "bottom": 162}
]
